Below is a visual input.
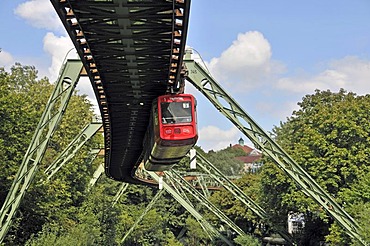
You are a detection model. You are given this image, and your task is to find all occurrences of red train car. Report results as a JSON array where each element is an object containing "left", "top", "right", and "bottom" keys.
[{"left": 144, "top": 94, "right": 198, "bottom": 171}]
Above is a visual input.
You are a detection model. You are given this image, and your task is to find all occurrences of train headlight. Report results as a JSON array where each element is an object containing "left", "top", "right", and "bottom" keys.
[{"left": 164, "top": 128, "right": 173, "bottom": 135}]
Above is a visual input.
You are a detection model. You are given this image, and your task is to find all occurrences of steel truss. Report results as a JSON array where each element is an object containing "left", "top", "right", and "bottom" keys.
[
  {"left": 164, "top": 171, "right": 221, "bottom": 241},
  {"left": 45, "top": 122, "right": 102, "bottom": 181},
  {"left": 183, "top": 49, "right": 366, "bottom": 245},
  {"left": 164, "top": 173, "right": 216, "bottom": 240},
  {"left": 147, "top": 171, "right": 233, "bottom": 246},
  {"left": 190, "top": 150, "right": 294, "bottom": 244},
  {"left": 165, "top": 170, "right": 247, "bottom": 238},
  {"left": 120, "top": 189, "right": 165, "bottom": 244},
  {"left": 0, "top": 60, "right": 83, "bottom": 242},
  {"left": 88, "top": 163, "right": 104, "bottom": 189},
  {"left": 118, "top": 183, "right": 226, "bottom": 245},
  {"left": 112, "top": 183, "right": 129, "bottom": 207}
]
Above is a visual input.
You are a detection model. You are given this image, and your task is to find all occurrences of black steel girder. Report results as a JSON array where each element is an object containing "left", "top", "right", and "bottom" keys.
[{"left": 51, "top": 0, "right": 191, "bottom": 183}]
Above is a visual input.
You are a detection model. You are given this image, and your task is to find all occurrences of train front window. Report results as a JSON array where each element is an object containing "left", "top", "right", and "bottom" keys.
[{"left": 161, "top": 101, "right": 192, "bottom": 124}]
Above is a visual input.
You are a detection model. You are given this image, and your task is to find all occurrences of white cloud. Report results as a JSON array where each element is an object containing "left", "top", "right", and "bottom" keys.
[
  {"left": 42, "top": 33, "right": 100, "bottom": 114},
  {"left": 0, "top": 50, "right": 14, "bottom": 69},
  {"left": 277, "top": 56, "right": 370, "bottom": 94},
  {"left": 207, "top": 31, "right": 285, "bottom": 91},
  {"left": 43, "top": 32, "right": 76, "bottom": 81},
  {"left": 14, "top": 0, "right": 64, "bottom": 33},
  {"left": 14, "top": 0, "right": 99, "bottom": 113},
  {"left": 76, "top": 77, "right": 100, "bottom": 115},
  {"left": 198, "top": 125, "right": 241, "bottom": 151}
]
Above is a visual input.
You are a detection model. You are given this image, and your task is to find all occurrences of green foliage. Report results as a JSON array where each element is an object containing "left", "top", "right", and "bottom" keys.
[
  {"left": 182, "top": 217, "right": 210, "bottom": 246},
  {"left": 118, "top": 185, "right": 189, "bottom": 246},
  {"left": 234, "top": 234, "right": 261, "bottom": 246},
  {"left": 206, "top": 145, "right": 245, "bottom": 175},
  {"left": 25, "top": 222, "right": 101, "bottom": 246},
  {"left": 208, "top": 173, "right": 264, "bottom": 236},
  {"left": 0, "top": 63, "right": 96, "bottom": 245},
  {"left": 338, "top": 171, "right": 370, "bottom": 244},
  {"left": 0, "top": 65, "right": 51, "bottom": 198},
  {"left": 0, "top": 64, "right": 53, "bottom": 244},
  {"left": 261, "top": 89, "right": 370, "bottom": 245},
  {"left": 3, "top": 64, "right": 369, "bottom": 246}
]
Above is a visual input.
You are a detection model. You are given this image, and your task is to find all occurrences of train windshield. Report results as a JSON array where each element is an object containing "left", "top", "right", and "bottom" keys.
[{"left": 161, "top": 101, "right": 192, "bottom": 124}]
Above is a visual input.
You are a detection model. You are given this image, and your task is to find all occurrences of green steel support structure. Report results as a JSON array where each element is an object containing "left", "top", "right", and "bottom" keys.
[
  {"left": 87, "top": 152, "right": 104, "bottom": 190},
  {"left": 147, "top": 171, "right": 233, "bottom": 246},
  {"left": 175, "top": 171, "right": 241, "bottom": 191},
  {"left": 191, "top": 150, "right": 294, "bottom": 244},
  {"left": 193, "top": 151, "right": 267, "bottom": 219},
  {"left": 120, "top": 189, "right": 165, "bottom": 244},
  {"left": 194, "top": 175, "right": 211, "bottom": 197},
  {"left": 112, "top": 183, "right": 129, "bottom": 207},
  {"left": 88, "top": 163, "right": 104, "bottom": 190},
  {"left": 165, "top": 170, "right": 247, "bottom": 238},
  {"left": 119, "top": 181, "right": 222, "bottom": 244},
  {"left": 183, "top": 50, "right": 366, "bottom": 245},
  {"left": 0, "top": 60, "right": 83, "bottom": 242},
  {"left": 45, "top": 122, "right": 102, "bottom": 181},
  {"left": 164, "top": 172, "right": 218, "bottom": 241}
]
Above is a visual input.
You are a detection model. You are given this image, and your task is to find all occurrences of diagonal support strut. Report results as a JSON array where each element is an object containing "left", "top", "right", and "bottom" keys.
[{"left": 0, "top": 60, "right": 83, "bottom": 242}]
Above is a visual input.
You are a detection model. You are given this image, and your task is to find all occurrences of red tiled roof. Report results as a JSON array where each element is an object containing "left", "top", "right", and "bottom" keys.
[
  {"left": 232, "top": 144, "right": 254, "bottom": 154},
  {"left": 235, "top": 155, "right": 262, "bottom": 164},
  {"left": 232, "top": 143, "right": 262, "bottom": 164}
]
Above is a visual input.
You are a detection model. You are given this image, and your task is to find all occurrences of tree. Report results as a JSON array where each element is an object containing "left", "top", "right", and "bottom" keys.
[
  {"left": 207, "top": 173, "right": 265, "bottom": 236},
  {"left": 182, "top": 217, "right": 210, "bottom": 246},
  {"left": 336, "top": 171, "right": 370, "bottom": 244},
  {"left": 206, "top": 146, "right": 245, "bottom": 175},
  {"left": 0, "top": 63, "right": 96, "bottom": 245},
  {"left": 234, "top": 234, "right": 261, "bottom": 246},
  {"left": 260, "top": 89, "right": 370, "bottom": 245}
]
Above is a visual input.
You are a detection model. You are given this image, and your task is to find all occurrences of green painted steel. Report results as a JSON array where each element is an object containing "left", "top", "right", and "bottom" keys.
[
  {"left": 88, "top": 163, "right": 104, "bottom": 190},
  {"left": 0, "top": 60, "right": 83, "bottom": 243},
  {"left": 85, "top": 148, "right": 104, "bottom": 191},
  {"left": 164, "top": 176, "right": 217, "bottom": 241},
  {"left": 112, "top": 183, "right": 129, "bottom": 207},
  {"left": 147, "top": 171, "right": 233, "bottom": 246},
  {"left": 192, "top": 150, "right": 294, "bottom": 245},
  {"left": 166, "top": 170, "right": 247, "bottom": 238},
  {"left": 45, "top": 122, "right": 102, "bottom": 180},
  {"left": 183, "top": 50, "right": 366, "bottom": 246},
  {"left": 193, "top": 175, "right": 211, "bottom": 197},
  {"left": 177, "top": 172, "right": 221, "bottom": 196},
  {"left": 120, "top": 189, "right": 165, "bottom": 244},
  {"left": 195, "top": 151, "right": 267, "bottom": 219}
]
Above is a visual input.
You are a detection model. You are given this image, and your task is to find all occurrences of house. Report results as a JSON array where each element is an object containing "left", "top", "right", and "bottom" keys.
[{"left": 232, "top": 138, "right": 263, "bottom": 173}]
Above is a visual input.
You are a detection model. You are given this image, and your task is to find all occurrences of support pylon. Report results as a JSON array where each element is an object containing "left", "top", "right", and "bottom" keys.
[{"left": 0, "top": 60, "right": 83, "bottom": 242}]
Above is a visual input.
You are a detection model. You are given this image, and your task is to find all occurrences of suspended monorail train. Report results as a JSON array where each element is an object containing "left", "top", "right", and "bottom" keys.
[{"left": 143, "top": 94, "right": 198, "bottom": 171}]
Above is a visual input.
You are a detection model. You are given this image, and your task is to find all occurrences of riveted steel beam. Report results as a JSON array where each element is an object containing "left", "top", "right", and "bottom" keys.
[
  {"left": 166, "top": 170, "right": 247, "bottom": 238},
  {"left": 183, "top": 49, "right": 366, "bottom": 246},
  {"left": 45, "top": 122, "right": 102, "bottom": 181},
  {"left": 0, "top": 60, "right": 83, "bottom": 242},
  {"left": 190, "top": 150, "right": 294, "bottom": 245},
  {"left": 51, "top": 0, "right": 192, "bottom": 183},
  {"left": 147, "top": 171, "right": 233, "bottom": 246},
  {"left": 120, "top": 189, "right": 165, "bottom": 244}
]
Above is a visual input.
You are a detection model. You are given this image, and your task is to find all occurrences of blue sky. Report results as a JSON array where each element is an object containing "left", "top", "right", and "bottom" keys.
[{"left": 1, "top": 0, "right": 370, "bottom": 151}]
